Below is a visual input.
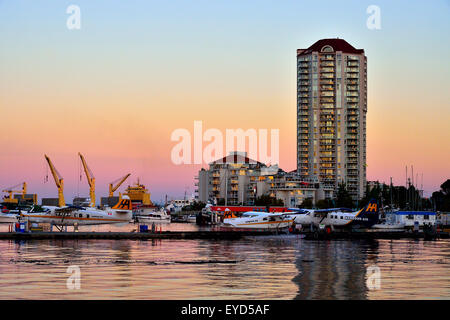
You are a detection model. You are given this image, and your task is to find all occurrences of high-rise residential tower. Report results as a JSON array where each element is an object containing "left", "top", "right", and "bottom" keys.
[{"left": 297, "top": 38, "right": 367, "bottom": 199}]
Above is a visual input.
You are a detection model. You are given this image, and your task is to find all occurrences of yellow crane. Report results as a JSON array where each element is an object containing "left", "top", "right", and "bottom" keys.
[
  {"left": 109, "top": 174, "right": 131, "bottom": 197},
  {"left": 78, "top": 152, "right": 96, "bottom": 207},
  {"left": 2, "top": 182, "right": 27, "bottom": 203},
  {"left": 44, "top": 154, "right": 65, "bottom": 207}
]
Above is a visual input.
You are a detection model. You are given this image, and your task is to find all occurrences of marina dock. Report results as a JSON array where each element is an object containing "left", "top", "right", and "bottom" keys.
[
  {"left": 0, "top": 230, "right": 275, "bottom": 240},
  {"left": 302, "top": 230, "right": 449, "bottom": 240},
  {"left": 0, "top": 229, "right": 448, "bottom": 240}
]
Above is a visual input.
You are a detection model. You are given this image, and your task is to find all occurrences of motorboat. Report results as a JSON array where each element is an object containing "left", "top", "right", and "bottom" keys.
[
  {"left": 0, "top": 204, "right": 48, "bottom": 224},
  {"left": 0, "top": 212, "right": 19, "bottom": 223},
  {"left": 371, "top": 222, "right": 405, "bottom": 230},
  {"left": 187, "top": 214, "right": 197, "bottom": 223},
  {"left": 135, "top": 208, "right": 171, "bottom": 223}
]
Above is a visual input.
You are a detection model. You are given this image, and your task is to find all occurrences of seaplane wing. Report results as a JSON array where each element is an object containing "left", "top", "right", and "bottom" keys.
[{"left": 54, "top": 206, "right": 80, "bottom": 214}]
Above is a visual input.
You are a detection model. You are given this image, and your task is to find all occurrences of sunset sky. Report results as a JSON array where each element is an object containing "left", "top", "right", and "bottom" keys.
[{"left": 0, "top": 0, "right": 449, "bottom": 202}]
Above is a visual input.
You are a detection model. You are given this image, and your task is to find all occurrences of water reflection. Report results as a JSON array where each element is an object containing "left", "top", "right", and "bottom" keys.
[
  {"left": 292, "top": 240, "right": 379, "bottom": 299},
  {"left": 0, "top": 230, "right": 448, "bottom": 299},
  {"left": 196, "top": 238, "right": 299, "bottom": 299}
]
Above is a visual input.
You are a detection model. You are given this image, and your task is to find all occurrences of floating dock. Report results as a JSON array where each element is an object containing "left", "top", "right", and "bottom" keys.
[
  {"left": 0, "top": 230, "right": 276, "bottom": 240},
  {"left": 302, "top": 230, "right": 449, "bottom": 240},
  {"left": 0, "top": 229, "right": 448, "bottom": 240}
]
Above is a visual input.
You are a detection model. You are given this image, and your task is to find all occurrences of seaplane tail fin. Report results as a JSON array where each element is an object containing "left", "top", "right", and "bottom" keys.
[
  {"left": 112, "top": 196, "right": 132, "bottom": 210},
  {"left": 357, "top": 199, "right": 379, "bottom": 227}
]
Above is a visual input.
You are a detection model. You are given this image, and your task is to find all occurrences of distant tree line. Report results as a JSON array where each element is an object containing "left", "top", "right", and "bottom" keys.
[
  {"left": 181, "top": 201, "right": 206, "bottom": 211},
  {"left": 254, "top": 195, "right": 284, "bottom": 207},
  {"left": 432, "top": 179, "right": 450, "bottom": 212},
  {"left": 212, "top": 179, "right": 450, "bottom": 211},
  {"left": 296, "top": 179, "right": 450, "bottom": 211}
]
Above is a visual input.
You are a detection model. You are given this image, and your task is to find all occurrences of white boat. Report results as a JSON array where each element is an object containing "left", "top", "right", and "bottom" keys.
[
  {"left": 135, "top": 209, "right": 171, "bottom": 223},
  {"left": 0, "top": 212, "right": 19, "bottom": 223},
  {"left": 187, "top": 214, "right": 197, "bottom": 223},
  {"left": 371, "top": 222, "right": 405, "bottom": 230},
  {"left": 222, "top": 211, "right": 294, "bottom": 230},
  {"left": 0, "top": 204, "right": 47, "bottom": 224}
]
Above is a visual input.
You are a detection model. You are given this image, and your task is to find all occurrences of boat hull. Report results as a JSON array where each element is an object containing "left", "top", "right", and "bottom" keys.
[
  {"left": 0, "top": 214, "right": 18, "bottom": 223},
  {"left": 222, "top": 219, "right": 293, "bottom": 230},
  {"left": 372, "top": 223, "right": 405, "bottom": 229},
  {"left": 136, "top": 216, "right": 171, "bottom": 223}
]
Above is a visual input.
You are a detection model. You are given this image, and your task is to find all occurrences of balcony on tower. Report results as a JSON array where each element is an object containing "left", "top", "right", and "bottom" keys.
[
  {"left": 346, "top": 67, "right": 359, "bottom": 73},
  {"left": 346, "top": 73, "right": 359, "bottom": 79},
  {"left": 320, "top": 55, "right": 334, "bottom": 61},
  {"left": 320, "top": 79, "right": 334, "bottom": 85},
  {"left": 320, "top": 61, "right": 335, "bottom": 67},
  {"left": 321, "top": 67, "right": 335, "bottom": 73}
]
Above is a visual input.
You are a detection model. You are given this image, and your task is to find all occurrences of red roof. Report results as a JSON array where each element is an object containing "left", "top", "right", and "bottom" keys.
[
  {"left": 210, "top": 154, "right": 263, "bottom": 165},
  {"left": 297, "top": 38, "right": 364, "bottom": 56}
]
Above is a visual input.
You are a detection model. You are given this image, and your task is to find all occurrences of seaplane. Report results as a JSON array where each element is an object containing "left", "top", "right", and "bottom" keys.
[
  {"left": 21, "top": 154, "right": 133, "bottom": 230},
  {"left": 20, "top": 196, "right": 133, "bottom": 230},
  {"left": 293, "top": 199, "right": 380, "bottom": 230},
  {"left": 222, "top": 211, "right": 295, "bottom": 230}
]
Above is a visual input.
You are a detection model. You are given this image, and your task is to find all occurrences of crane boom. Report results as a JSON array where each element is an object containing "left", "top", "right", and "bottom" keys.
[
  {"left": 109, "top": 174, "right": 131, "bottom": 197},
  {"left": 44, "top": 154, "right": 65, "bottom": 207},
  {"left": 78, "top": 152, "right": 95, "bottom": 207},
  {"left": 2, "top": 182, "right": 27, "bottom": 202}
]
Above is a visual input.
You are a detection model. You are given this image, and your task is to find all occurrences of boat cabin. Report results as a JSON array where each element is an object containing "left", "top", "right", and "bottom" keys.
[{"left": 386, "top": 211, "right": 436, "bottom": 227}]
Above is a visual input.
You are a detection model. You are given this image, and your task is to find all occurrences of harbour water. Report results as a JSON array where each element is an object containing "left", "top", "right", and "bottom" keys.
[{"left": 0, "top": 223, "right": 448, "bottom": 299}]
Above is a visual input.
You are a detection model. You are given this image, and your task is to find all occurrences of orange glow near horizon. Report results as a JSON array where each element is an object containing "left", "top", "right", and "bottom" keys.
[{"left": 1, "top": 83, "right": 448, "bottom": 201}]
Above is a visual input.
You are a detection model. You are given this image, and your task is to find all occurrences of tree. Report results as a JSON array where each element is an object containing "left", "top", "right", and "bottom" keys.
[
  {"left": 335, "top": 183, "right": 354, "bottom": 208},
  {"left": 440, "top": 179, "right": 450, "bottom": 196},
  {"left": 182, "top": 201, "right": 206, "bottom": 211},
  {"left": 300, "top": 197, "right": 313, "bottom": 209},
  {"left": 433, "top": 179, "right": 450, "bottom": 212},
  {"left": 316, "top": 199, "right": 333, "bottom": 209},
  {"left": 255, "top": 195, "right": 284, "bottom": 206}
]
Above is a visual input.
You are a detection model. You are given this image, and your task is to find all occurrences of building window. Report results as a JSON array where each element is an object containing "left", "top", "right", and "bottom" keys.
[{"left": 321, "top": 45, "right": 334, "bottom": 52}]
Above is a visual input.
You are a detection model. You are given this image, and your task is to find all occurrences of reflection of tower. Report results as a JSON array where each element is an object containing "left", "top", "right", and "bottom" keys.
[
  {"left": 292, "top": 240, "right": 378, "bottom": 299},
  {"left": 196, "top": 240, "right": 299, "bottom": 299}
]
